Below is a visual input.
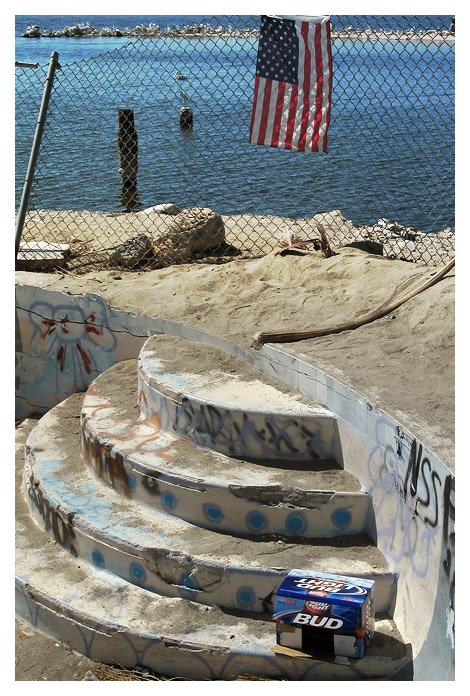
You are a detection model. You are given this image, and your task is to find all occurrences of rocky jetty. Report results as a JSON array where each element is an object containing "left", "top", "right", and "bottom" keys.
[
  {"left": 360, "top": 218, "right": 455, "bottom": 264},
  {"left": 282, "top": 209, "right": 455, "bottom": 266},
  {"left": 21, "top": 21, "right": 454, "bottom": 42},
  {"left": 22, "top": 21, "right": 259, "bottom": 39}
]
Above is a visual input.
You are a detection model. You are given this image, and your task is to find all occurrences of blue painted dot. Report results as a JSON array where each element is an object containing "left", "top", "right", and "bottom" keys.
[
  {"left": 245, "top": 510, "right": 268, "bottom": 533},
  {"left": 130, "top": 562, "right": 147, "bottom": 584},
  {"left": 128, "top": 474, "right": 136, "bottom": 491},
  {"left": 202, "top": 503, "right": 224, "bottom": 524},
  {"left": 91, "top": 550, "right": 105, "bottom": 568},
  {"left": 285, "top": 512, "right": 308, "bottom": 535},
  {"left": 331, "top": 507, "right": 352, "bottom": 530},
  {"left": 178, "top": 573, "right": 198, "bottom": 598},
  {"left": 236, "top": 586, "right": 256, "bottom": 608},
  {"left": 161, "top": 490, "right": 177, "bottom": 511}
]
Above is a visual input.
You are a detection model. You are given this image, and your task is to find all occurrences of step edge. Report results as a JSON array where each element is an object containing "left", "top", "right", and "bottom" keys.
[
  {"left": 82, "top": 414, "right": 367, "bottom": 499},
  {"left": 138, "top": 361, "right": 336, "bottom": 418},
  {"left": 16, "top": 574, "right": 411, "bottom": 681},
  {"left": 25, "top": 449, "right": 390, "bottom": 579},
  {"left": 24, "top": 449, "right": 397, "bottom": 617}
]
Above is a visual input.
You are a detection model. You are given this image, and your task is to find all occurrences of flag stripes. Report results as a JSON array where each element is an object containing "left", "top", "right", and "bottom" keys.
[{"left": 250, "top": 15, "right": 332, "bottom": 153}]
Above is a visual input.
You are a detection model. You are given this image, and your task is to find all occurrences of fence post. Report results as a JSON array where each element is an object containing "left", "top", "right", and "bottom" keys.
[
  {"left": 15, "top": 50, "right": 59, "bottom": 261},
  {"left": 118, "top": 108, "right": 139, "bottom": 210}
]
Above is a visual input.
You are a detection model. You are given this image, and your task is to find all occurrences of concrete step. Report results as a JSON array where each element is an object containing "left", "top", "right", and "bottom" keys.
[
  {"left": 16, "top": 419, "right": 411, "bottom": 681},
  {"left": 138, "top": 335, "right": 342, "bottom": 462},
  {"left": 24, "top": 393, "right": 395, "bottom": 613},
  {"left": 82, "top": 360, "right": 370, "bottom": 538}
]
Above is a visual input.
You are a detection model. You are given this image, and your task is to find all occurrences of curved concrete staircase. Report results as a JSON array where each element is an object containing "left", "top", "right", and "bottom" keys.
[{"left": 16, "top": 334, "right": 412, "bottom": 680}]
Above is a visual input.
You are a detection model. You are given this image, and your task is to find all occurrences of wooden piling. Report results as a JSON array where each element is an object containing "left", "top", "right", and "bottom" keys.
[
  {"left": 117, "top": 108, "right": 138, "bottom": 209},
  {"left": 179, "top": 106, "right": 193, "bottom": 131}
]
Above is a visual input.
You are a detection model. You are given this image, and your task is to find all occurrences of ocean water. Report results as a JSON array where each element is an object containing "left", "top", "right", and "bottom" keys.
[{"left": 15, "top": 15, "right": 455, "bottom": 232}]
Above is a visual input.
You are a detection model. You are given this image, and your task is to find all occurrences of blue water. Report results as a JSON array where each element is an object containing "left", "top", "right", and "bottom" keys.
[{"left": 15, "top": 15, "right": 455, "bottom": 232}]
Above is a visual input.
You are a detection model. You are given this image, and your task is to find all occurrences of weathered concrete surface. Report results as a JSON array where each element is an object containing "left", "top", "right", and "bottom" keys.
[
  {"left": 108, "top": 208, "right": 226, "bottom": 268},
  {"left": 140, "top": 333, "right": 326, "bottom": 410},
  {"left": 109, "top": 233, "right": 155, "bottom": 268},
  {"left": 14, "top": 250, "right": 454, "bottom": 679},
  {"left": 82, "top": 360, "right": 369, "bottom": 538},
  {"left": 15, "top": 418, "right": 95, "bottom": 681},
  {"left": 16, "top": 420, "right": 411, "bottom": 680},
  {"left": 17, "top": 241, "right": 71, "bottom": 271},
  {"left": 150, "top": 207, "right": 225, "bottom": 260},
  {"left": 138, "top": 334, "right": 342, "bottom": 462},
  {"left": 25, "top": 392, "right": 395, "bottom": 613},
  {"left": 86, "top": 361, "right": 353, "bottom": 490}
]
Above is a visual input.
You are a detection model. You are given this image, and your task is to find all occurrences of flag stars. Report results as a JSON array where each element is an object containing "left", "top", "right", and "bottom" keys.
[{"left": 256, "top": 15, "right": 300, "bottom": 84}]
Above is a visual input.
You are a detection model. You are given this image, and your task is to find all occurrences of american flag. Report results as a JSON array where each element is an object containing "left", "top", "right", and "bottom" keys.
[{"left": 249, "top": 15, "right": 333, "bottom": 152}]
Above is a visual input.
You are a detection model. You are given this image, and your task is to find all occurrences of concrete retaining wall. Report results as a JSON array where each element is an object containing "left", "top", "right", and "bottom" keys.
[{"left": 15, "top": 281, "right": 455, "bottom": 680}]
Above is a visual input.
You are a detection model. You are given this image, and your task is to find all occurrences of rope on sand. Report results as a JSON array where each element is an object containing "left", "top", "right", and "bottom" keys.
[{"left": 253, "top": 258, "right": 455, "bottom": 346}]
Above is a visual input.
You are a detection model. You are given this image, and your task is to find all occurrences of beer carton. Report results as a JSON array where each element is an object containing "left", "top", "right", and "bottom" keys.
[{"left": 273, "top": 569, "right": 375, "bottom": 658}]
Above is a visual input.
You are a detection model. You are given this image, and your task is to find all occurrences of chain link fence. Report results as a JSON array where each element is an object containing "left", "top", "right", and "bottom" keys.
[{"left": 15, "top": 15, "right": 455, "bottom": 272}]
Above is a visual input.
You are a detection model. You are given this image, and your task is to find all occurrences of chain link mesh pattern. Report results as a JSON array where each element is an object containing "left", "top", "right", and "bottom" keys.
[{"left": 15, "top": 15, "right": 455, "bottom": 272}]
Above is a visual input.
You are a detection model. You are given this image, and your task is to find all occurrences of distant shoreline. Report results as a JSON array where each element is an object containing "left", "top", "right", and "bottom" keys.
[{"left": 21, "top": 22, "right": 455, "bottom": 43}]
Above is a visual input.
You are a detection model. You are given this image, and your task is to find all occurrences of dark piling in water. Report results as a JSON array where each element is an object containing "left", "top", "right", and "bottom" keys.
[
  {"left": 118, "top": 108, "right": 139, "bottom": 210},
  {"left": 179, "top": 106, "right": 193, "bottom": 131}
]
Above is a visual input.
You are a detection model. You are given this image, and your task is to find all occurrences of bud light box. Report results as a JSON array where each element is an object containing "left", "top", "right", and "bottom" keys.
[{"left": 273, "top": 569, "right": 375, "bottom": 658}]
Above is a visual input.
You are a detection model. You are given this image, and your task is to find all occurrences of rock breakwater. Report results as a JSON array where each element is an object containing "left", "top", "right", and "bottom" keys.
[{"left": 21, "top": 21, "right": 455, "bottom": 42}]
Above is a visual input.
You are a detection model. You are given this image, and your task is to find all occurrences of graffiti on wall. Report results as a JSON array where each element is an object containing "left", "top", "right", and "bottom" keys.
[
  {"left": 26, "top": 296, "right": 118, "bottom": 395},
  {"left": 400, "top": 429, "right": 441, "bottom": 529},
  {"left": 27, "top": 472, "right": 78, "bottom": 557},
  {"left": 14, "top": 293, "right": 121, "bottom": 417},
  {"left": 173, "top": 396, "right": 325, "bottom": 459},
  {"left": 366, "top": 418, "right": 449, "bottom": 579},
  {"left": 139, "top": 373, "right": 332, "bottom": 461},
  {"left": 442, "top": 474, "right": 455, "bottom": 647}
]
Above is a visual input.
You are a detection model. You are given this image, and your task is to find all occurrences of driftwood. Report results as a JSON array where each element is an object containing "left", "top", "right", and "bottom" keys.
[
  {"left": 253, "top": 258, "right": 455, "bottom": 346},
  {"left": 318, "top": 223, "right": 333, "bottom": 257},
  {"left": 273, "top": 224, "right": 333, "bottom": 257},
  {"left": 273, "top": 238, "right": 319, "bottom": 256}
]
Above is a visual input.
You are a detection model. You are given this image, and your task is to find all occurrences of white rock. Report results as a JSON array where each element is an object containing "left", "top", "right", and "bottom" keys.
[{"left": 139, "top": 203, "right": 181, "bottom": 216}]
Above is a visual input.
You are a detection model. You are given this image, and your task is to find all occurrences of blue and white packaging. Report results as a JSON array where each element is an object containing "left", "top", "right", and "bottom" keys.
[{"left": 273, "top": 569, "right": 375, "bottom": 658}]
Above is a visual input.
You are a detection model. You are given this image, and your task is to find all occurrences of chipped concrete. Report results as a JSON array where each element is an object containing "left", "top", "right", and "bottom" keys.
[
  {"left": 15, "top": 267, "right": 454, "bottom": 679},
  {"left": 138, "top": 336, "right": 342, "bottom": 462},
  {"left": 81, "top": 360, "right": 369, "bottom": 538},
  {"left": 16, "top": 419, "right": 411, "bottom": 680},
  {"left": 25, "top": 392, "right": 395, "bottom": 613}
]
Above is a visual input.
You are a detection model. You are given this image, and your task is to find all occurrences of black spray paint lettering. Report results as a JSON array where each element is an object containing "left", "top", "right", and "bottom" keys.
[
  {"left": 28, "top": 474, "right": 78, "bottom": 556},
  {"left": 82, "top": 429, "right": 131, "bottom": 496},
  {"left": 442, "top": 474, "right": 455, "bottom": 617},
  {"left": 173, "top": 398, "right": 321, "bottom": 458},
  {"left": 403, "top": 438, "right": 441, "bottom": 528}
]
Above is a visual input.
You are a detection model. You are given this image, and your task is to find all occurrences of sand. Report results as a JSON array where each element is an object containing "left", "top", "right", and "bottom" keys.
[
  {"left": 16, "top": 244, "right": 455, "bottom": 471},
  {"left": 18, "top": 209, "right": 454, "bottom": 274}
]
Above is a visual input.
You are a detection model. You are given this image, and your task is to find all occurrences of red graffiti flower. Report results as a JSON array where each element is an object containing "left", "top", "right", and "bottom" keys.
[{"left": 40, "top": 313, "right": 100, "bottom": 374}]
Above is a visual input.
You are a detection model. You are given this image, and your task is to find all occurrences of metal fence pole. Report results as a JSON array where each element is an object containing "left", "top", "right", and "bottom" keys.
[{"left": 15, "top": 50, "right": 59, "bottom": 261}]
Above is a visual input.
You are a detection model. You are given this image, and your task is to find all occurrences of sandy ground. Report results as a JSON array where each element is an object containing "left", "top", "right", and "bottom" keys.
[
  {"left": 16, "top": 245, "right": 455, "bottom": 467},
  {"left": 14, "top": 244, "right": 455, "bottom": 680},
  {"left": 15, "top": 621, "right": 94, "bottom": 681}
]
